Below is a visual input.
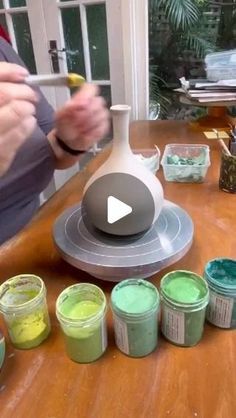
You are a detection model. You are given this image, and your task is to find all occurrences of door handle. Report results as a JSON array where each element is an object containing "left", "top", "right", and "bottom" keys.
[
  {"left": 48, "top": 47, "right": 66, "bottom": 56},
  {"left": 48, "top": 40, "right": 66, "bottom": 74}
]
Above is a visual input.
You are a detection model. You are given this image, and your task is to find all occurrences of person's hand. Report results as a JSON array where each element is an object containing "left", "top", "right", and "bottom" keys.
[
  {"left": 0, "top": 62, "right": 38, "bottom": 176},
  {"left": 54, "top": 83, "right": 110, "bottom": 151}
]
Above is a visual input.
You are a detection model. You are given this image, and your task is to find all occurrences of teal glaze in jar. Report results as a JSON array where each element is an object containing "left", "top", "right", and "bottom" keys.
[
  {"left": 160, "top": 270, "right": 209, "bottom": 347},
  {"left": 111, "top": 279, "right": 160, "bottom": 357},
  {"left": 204, "top": 258, "right": 236, "bottom": 328}
]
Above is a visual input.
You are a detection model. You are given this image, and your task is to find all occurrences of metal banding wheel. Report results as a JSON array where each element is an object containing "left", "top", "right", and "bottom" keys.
[{"left": 53, "top": 200, "right": 194, "bottom": 282}]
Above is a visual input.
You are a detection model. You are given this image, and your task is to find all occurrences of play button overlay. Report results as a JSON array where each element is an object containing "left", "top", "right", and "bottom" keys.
[
  {"left": 107, "top": 196, "right": 132, "bottom": 224},
  {"left": 82, "top": 173, "right": 155, "bottom": 236}
]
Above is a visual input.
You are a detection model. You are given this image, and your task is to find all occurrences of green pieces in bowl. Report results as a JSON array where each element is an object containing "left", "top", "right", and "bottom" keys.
[{"left": 167, "top": 153, "right": 206, "bottom": 166}]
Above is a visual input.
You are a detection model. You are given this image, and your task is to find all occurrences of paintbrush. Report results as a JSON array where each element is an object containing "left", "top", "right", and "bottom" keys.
[
  {"left": 213, "top": 129, "right": 232, "bottom": 156},
  {"left": 228, "top": 123, "right": 236, "bottom": 155},
  {"left": 25, "top": 73, "right": 85, "bottom": 88}
]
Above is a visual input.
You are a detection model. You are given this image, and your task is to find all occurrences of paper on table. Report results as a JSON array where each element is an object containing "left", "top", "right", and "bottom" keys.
[
  {"left": 196, "top": 80, "right": 236, "bottom": 88},
  {"left": 204, "top": 131, "right": 229, "bottom": 139},
  {"left": 189, "top": 92, "right": 236, "bottom": 98},
  {"left": 198, "top": 97, "right": 236, "bottom": 103}
]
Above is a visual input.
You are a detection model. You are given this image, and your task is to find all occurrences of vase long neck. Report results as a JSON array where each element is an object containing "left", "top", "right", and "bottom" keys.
[{"left": 111, "top": 105, "right": 132, "bottom": 155}]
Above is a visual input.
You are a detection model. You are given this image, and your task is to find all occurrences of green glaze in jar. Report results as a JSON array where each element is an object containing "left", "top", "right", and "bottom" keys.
[
  {"left": 56, "top": 283, "right": 107, "bottom": 363},
  {"left": 160, "top": 270, "right": 209, "bottom": 347},
  {"left": 204, "top": 258, "right": 236, "bottom": 328},
  {"left": 0, "top": 275, "right": 50, "bottom": 349},
  {"left": 111, "top": 279, "right": 159, "bottom": 357}
]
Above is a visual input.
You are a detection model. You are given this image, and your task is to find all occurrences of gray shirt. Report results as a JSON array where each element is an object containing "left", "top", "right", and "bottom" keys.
[{"left": 0, "top": 39, "right": 56, "bottom": 244}]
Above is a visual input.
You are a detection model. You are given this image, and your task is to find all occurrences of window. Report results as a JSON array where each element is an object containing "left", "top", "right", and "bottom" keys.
[
  {"left": 149, "top": 0, "right": 236, "bottom": 120},
  {"left": 0, "top": 0, "right": 36, "bottom": 73}
]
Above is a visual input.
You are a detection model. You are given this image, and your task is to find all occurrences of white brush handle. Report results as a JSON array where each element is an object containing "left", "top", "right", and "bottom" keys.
[
  {"left": 25, "top": 73, "right": 85, "bottom": 87},
  {"left": 26, "top": 74, "right": 68, "bottom": 86},
  {"left": 218, "top": 139, "right": 232, "bottom": 156}
]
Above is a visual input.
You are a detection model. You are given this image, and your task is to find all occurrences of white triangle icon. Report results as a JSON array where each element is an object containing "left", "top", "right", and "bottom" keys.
[{"left": 107, "top": 196, "right": 132, "bottom": 224}]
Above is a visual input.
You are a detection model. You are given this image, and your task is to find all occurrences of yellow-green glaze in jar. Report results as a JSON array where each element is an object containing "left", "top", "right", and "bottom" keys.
[{"left": 0, "top": 275, "right": 50, "bottom": 349}]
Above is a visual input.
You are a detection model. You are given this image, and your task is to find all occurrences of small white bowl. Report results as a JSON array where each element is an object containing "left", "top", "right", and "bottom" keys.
[{"left": 132, "top": 146, "right": 161, "bottom": 174}]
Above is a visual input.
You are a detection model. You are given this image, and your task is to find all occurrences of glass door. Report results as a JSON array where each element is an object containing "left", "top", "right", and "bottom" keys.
[
  {"left": 1, "top": 0, "right": 148, "bottom": 117},
  {"left": 0, "top": 0, "right": 58, "bottom": 107},
  {"left": 40, "top": 0, "right": 125, "bottom": 111},
  {"left": 38, "top": 0, "right": 118, "bottom": 191}
]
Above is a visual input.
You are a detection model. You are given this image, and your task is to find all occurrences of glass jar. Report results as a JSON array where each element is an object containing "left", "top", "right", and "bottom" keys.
[
  {"left": 0, "top": 275, "right": 50, "bottom": 349},
  {"left": 111, "top": 279, "right": 160, "bottom": 357},
  {"left": 56, "top": 283, "right": 107, "bottom": 363},
  {"left": 219, "top": 151, "right": 236, "bottom": 193},
  {"left": 204, "top": 258, "right": 236, "bottom": 329},
  {"left": 160, "top": 270, "right": 209, "bottom": 347}
]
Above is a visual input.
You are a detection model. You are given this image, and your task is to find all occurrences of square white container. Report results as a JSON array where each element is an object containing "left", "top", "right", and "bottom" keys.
[
  {"left": 205, "top": 49, "right": 236, "bottom": 81},
  {"left": 161, "top": 144, "right": 211, "bottom": 183},
  {"left": 205, "top": 49, "right": 236, "bottom": 65},
  {"left": 206, "top": 66, "right": 236, "bottom": 82}
]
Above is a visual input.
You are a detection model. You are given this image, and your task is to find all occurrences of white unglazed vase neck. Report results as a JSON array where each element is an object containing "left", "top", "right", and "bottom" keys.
[{"left": 110, "top": 105, "right": 133, "bottom": 158}]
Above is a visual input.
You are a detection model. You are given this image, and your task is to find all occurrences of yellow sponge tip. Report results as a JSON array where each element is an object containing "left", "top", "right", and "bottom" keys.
[{"left": 68, "top": 73, "right": 86, "bottom": 87}]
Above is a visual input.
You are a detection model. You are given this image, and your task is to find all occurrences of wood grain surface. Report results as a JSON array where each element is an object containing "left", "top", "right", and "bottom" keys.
[{"left": 0, "top": 121, "right": 236, "bottom": 418}]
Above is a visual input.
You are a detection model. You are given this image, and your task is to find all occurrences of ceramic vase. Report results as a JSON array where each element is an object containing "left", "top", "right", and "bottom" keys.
[{"left": 83, "top": 105, "right": 164, "bottom": 235}]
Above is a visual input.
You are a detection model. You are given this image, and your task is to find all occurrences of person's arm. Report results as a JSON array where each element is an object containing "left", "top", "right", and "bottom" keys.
[
  {"left": 0, "top": 38, "right": 54, "bottom": 136},
  {"left": 0, "top": 62, "right": 38, "bottom": 176},
  {"left": 0, "top": 38, "right": 109, "bottom": 170},
  {"left": 47, "top": 83, "right": 109, "bottom": 169}
]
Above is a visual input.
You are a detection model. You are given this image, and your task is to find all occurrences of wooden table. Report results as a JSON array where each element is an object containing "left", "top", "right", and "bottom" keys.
[{"left": 0, "top": 121, "right": 236, "bottom": 418}]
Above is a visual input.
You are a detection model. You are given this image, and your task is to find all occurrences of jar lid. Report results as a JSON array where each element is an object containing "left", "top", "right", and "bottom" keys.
[
  {"left": 204, "top": 258, "right": 236, "bottom": 292},
  {"left": 160, "top": 270, "right": 209, "bottom": 310},
  {"left": 56, "top": 283, "right": 107, "bottom": 326},
  {"left": 111, "top": 278, "right": 159, "bottom": 318},
  {"left": 0, "top": 275, "right": 45, "bottom": 313}
]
